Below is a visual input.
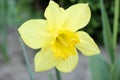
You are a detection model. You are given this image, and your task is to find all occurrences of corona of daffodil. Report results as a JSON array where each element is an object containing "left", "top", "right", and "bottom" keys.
[{"left": 18, "top": 1, "right": 100, "bottom": 72}]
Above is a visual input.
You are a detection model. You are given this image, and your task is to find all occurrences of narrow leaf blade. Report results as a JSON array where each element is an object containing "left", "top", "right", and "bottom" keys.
[{"left": 100, "top": 0, "right": 115, "bottom": 63}]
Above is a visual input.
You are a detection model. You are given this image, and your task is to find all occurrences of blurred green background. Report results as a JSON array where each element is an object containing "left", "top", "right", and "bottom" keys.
[
  {"left": 0, "top": 0, "right": 120, "bottom": 67},
  {"left": 0, "top": 0, "right": 120, "bottom": 64},
  {"left": 0, "top": 0, "right": 120, "bottom": 80},
  {"left": 0, "top": 0, "right": 119, "bottom": 44}
]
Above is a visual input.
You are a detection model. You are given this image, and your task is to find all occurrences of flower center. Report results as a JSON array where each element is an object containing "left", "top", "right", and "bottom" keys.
[{"left": 51, "top": 30, "right": 80, "bottom": 60}]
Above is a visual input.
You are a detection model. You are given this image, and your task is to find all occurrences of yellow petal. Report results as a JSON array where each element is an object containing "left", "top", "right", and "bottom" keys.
[
  {"left": 76, "top": 31, "right": 100, "bottom": 56},
  {"left": 34, "top": 48, "right": 57, "bottom": 72},
  {"left": 44, "top": 1, "right": 65, "bottom": 30},
  {"left": 64, "top": 3, "right": 91, "bottom": 32},
  {"left": 56, "top": 52, "right": 78, "bottom": 73},
  {"left": 18, "top": 19, "right": 52, "bottom": 49}
]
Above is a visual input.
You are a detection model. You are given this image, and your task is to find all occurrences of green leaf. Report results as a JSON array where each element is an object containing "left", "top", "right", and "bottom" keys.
[
  {"left": 100, "top": 0, "right": 115, "bottom": 63},
  {"left": 89, "top": 55, "right": 111, "bottom": 80},
  {"left": 113, "top": 0, "right": 119, "bottom": 52},
  {"left": 111, "top": 55, "right": 120, "bottom": 80}
]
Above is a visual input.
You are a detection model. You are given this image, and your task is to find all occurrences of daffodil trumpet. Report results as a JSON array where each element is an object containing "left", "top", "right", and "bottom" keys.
[{"left": 18, "top": 0, "right": 100, "bottom": 73}]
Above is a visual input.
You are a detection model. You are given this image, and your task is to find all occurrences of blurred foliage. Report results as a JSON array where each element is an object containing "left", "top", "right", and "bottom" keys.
[
  {"left": 16, "top": 0, "right": 120, "bottom": 43},
  {"left": 0, "top": 0, "right": 120, "bottom": 42}
]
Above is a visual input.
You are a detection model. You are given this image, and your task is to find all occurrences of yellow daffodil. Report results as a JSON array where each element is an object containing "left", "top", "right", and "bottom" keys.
[{"left": 18, "top": 1, "right": 100, "bottom": 73}]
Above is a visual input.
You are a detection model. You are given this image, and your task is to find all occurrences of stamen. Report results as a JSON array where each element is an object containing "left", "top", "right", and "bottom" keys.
[
  {"left": 56, "top": 36, "right": 68, "bottom": 46},
  {"left": 51, "top": 30, "right": 80, "bottom": 60}
]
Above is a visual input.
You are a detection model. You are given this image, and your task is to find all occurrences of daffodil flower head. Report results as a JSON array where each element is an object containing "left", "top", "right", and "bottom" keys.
[{"left": 18, "top": 0, "right": 100, "bottom": 73}]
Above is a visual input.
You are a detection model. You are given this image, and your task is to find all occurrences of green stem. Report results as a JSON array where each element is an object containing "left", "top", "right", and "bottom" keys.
[
  {"left": 55, "top": 68, "right": 61, "bottom": 80},
  {"left": 19, "top": 37, "right": 35, "bottom": 80},
  {"left": 113, "top": 0, "right": 119, "bottom": 52},
  {"left": 48, "top": 73, "right": 54, "bottom": 80}
]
